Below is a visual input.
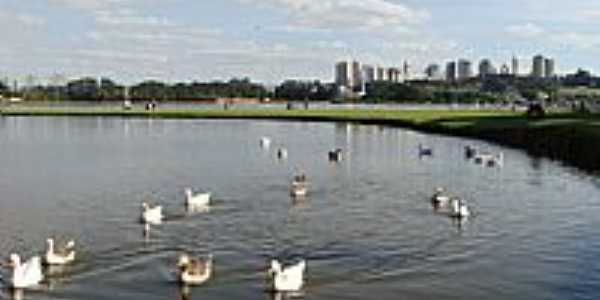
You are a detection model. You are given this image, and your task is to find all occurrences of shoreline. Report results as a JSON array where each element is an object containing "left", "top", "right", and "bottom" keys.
[{"left": 2, "top": 107, "right": 599, "bottom": 174}]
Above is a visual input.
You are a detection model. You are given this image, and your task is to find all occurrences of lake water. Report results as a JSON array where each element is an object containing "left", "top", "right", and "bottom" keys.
[{"left": 0, "top": 117, "right": 598, "bottom": 300}]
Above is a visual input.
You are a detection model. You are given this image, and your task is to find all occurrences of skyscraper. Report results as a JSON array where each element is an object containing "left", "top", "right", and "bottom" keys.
[
  {"left": 387, "top": 68, "right": 401, "bottom": 83},
  {"left": 362, "top": 65, "right": 375, "bottom": 84},
  {"left": 532, "top": 55, "right": 545, "bottom": 78},
  {"left": 544, "top": 58, "right": 555, "bottom": 78},
  {"left": 335, "top": 61, "right": 349, "bottom": 87},
  {"left": 446, "top": 61, "right": 457, "bottom": 83},
  {"left": 511, "top": 56, "right": 519, "bottom": 76},
  {"left": 479, "top": 59, "right": 494, "bottom": 78},
  {"left": 500, "top": 64, "right": 510, "bottom": 75},
  {"left": 335, "top": 60, "right": 362, "bottom": 91},
  {"left": 376, "top": 67, "right": 386, "bottom": 81},
  {"left": 425, "top": 64, "right": 441, "bottom": 80},
  {"left": 457, "top": 59, "right": 473, "bottom": 81}
]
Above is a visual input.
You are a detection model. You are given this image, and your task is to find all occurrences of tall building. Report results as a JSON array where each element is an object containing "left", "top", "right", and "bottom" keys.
[
  {"left": 362, "top": 65, "right": 375, "bottom": 84},
  {"left": 335, "top": 60, "right": 362, "bottom": 90},
  {"left": 479, "top": 59, "right": 494, "bottom": 78},
  {"left": 532, "top": 55, "right": 545, "bottom": 78},
  {"left": 446, "top": 61, "right": 457, "bottom": 83},
  {"left": 387, "top": 68, "right": 401, "bottom": 83},
  {"left": 425, "top": 64, "right": 441, "bottom": 80},
  {"left": 511, "top": 56, "right": 519, "bottom": 76},
  {"left": 335, "top": 61, "right": 349, "bottom": 87},
  {"left": 500, "top": 64, "right": 510, "bottom": 75},
  {"left": 544, "top": 58, "right": 555, "bottom": 78},
  {"left": 457, "top": 59, "right": 473, "bottom": 81},
  {"left": 403, "top": 61, "right": 410, "bottom": 81},
  {"left": 375, "top": 67, "right": 386, "bottom": 81}
]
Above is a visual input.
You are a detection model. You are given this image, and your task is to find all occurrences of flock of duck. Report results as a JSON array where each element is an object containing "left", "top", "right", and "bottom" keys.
[
  {"left": 0, "top": 135, "right": 348, "bottom": 297},
  {"left": 1, "top": 136, "right": 498, "bottom": 297},
  {"left": 423, "top": 143, "right": 504, "bottom": 219}
]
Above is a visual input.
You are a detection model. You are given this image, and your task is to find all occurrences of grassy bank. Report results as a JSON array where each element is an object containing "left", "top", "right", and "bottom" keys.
[{"left": 2, "top": 106, "right": 599, "bottom": 173}]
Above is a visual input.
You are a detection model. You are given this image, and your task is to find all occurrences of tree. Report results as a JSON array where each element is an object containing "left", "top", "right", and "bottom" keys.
[{"left": 67, "top": 77, "right": 100, "bottom": 101}]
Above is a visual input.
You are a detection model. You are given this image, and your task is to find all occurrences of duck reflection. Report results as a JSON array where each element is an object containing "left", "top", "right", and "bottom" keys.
[
  {"left": 177, "top": 285, "right": 191, "bottom": 300},
  {"left": 267, "top": 291, "right": 305, "bottom": 300},
  {"left": 186, "top": 204, "right": 210, "bottom": 215},
  {"left": 9, "top": 288, "right": 23, "bottom": 300}
]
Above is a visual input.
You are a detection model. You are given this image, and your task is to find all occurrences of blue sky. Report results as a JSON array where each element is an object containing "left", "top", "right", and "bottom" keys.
[{"left": 0, "top": 0, "right": 598, "bottom": 84}]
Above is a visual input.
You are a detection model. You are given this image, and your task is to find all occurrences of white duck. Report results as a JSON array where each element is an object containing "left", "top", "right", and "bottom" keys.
[
  {"left": 473, "top": 153, "right": 494, "bottom": 165},
  {"left": 449, "top": 198, "right": 471, "bottom": 218},
  {"left": 177, "top": 254, "right": 213, "bottom": 285},
  {"left": 260, "top": 137, "right": 271, "bottom": 149},
  {"left": 184, "top": 188, "right": 211, "bottom": 208},
  {"left": 431, "top": 187, "right": 451, "bottom": 206},
  {"left": 290, "top": 174, "right": 308, "bottom": 198},
  {"left": 267, "top": 259, "right": 306, "bottom": 292},
  {"left": 486, "top": 152, "right": 504, "bottom": 168},
  {"left": 45, "top": 238, "right": 76, "bottom": 265},
  {"left": 141, "top": 201, "right": 163, "bottom": 225},
  {"left": 6, "top": 254, "right": 43, "bottom": 289}
]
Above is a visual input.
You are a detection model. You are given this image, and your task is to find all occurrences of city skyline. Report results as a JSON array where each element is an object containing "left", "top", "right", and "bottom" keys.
[{"left": 1, "top": 0, "right": 599, "bottom": 84}]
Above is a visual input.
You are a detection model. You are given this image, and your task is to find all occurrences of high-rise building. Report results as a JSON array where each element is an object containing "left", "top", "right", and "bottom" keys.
[
  {"left": 335, "top": 60, "right": 362, "bottom": 90},
  {"left": 387, "top": 68, "right": 401, "bottom": 83},
  {"left": 544, "top": 58, "right": 555, "bottom": 78},
  {"left": 511, "top": 56, "right": 519, "bottom": 76},
  {"left": 362, "top": 65, "right": 375, "bottom": 84},
  {"left": 532, "top": 55, "right": 545, "bottom": 78},
  {"left": 457, "top": 59, "right": 473, "bottom": 81},
  {"left": 335, "top": 61, "right": 349, "bottom": 87},
  {"left": 375, "top": 67, "right": 386, "bottom": 81},
  {"left": 446, "top": 61, "right": 457, "bottom": 83},
  {"left": 425, "top": 64, "right": 441, "bottom": 80},
  {"left": 479, "top": 59, "right": 494, "bottom": 78},
  {"left": 500, "top": 64, "right": 510, "bottom": 75}
]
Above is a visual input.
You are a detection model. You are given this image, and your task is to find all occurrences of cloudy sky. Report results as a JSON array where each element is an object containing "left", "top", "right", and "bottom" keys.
[{"left": 1, "top": 0, "right": 598, "bottom": 84}]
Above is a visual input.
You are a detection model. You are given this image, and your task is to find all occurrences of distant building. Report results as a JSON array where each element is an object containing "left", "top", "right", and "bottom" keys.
[
  {"left": 425, "top": 64, "right": 441, "bottom": 80},
  {"left": 500, "top": 64, "right": 510, "bottom": 75},
  {"left": 403, "top": 61, "right": 410, "bottom": 81},
  {"left": 446, "top": 61, "right": 457, "bottom": 83},
  {"left": 375, "top": 67, "right": 386, "bottom": 81},
  {"left": 362, "top": 65, "right": 375, "bottom": 84},
  {"left": 479, "top": 59, "right": 494, "bottom": 78},
  {"left": 457, "top": 59, "right": 473, "bottom": 81},
  {"left": 387, "top": 68, "right": 401, "bottom": 83},
  {"left": 335, "top": 60, "right": 362, "bottom": 91},
  {"left": 532, "top": 55, "right": 545, "bottom": 78},
  {"left": 511, "top": 56, "right": 519, "bottom": 76},
  {"left": 544, "top": 58, "right": 555, "bottom": 78}
]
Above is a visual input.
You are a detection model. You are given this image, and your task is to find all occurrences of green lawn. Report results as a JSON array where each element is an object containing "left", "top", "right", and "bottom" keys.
[{"left": 1, "top": 105, "right": 599, "bottom": 136}]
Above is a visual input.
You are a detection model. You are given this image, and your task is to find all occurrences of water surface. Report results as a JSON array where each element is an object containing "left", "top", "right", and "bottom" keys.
[{"left": 0, "top": 117, "right": 598, "bottom": 299}]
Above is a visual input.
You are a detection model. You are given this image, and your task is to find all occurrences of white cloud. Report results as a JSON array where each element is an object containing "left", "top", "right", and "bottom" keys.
[
  {"left": 505, "top": 23, "right": 544, "bottom": 38},
  {"left": 94, "top": 9, "right": 174, "bottom": 27},
  {"left": 48, "top": 0, "right": 125, "bottom": 10},
  {"left": 550, "top": 32, "right": 600, "bottom": 51},
  {"left": 241, "top": 0, "right": 429, "bottom": 31},
  {"left": 0, "top": 12, "right": 46, "bottom": 28},
  {"left": 577, "top": 10, "right": 600, "bottom": 22}
]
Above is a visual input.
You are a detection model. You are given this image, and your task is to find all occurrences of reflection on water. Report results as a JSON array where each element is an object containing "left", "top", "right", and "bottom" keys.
[{"left": 0, "top": 117, "right": 599, "bottom": 300}]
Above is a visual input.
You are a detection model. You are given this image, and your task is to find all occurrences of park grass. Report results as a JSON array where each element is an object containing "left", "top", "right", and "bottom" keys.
[{"left": 0, "top": 106, "right": 518, "bottom": 124}]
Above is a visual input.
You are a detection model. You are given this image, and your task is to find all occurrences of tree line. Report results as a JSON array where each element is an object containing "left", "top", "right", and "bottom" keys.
[{"left": 2, "top": 71, "right": 596, "bottom": 103}]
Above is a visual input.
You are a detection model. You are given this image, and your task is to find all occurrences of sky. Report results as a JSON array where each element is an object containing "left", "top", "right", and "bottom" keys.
[{"left": 0, "top": 0, "right": 599, "bottom": 84}]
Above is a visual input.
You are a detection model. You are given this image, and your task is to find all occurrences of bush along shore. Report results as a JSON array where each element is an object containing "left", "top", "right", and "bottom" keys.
[{"left": 2, "top": 106, "right": 599, "bottom": 174}]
